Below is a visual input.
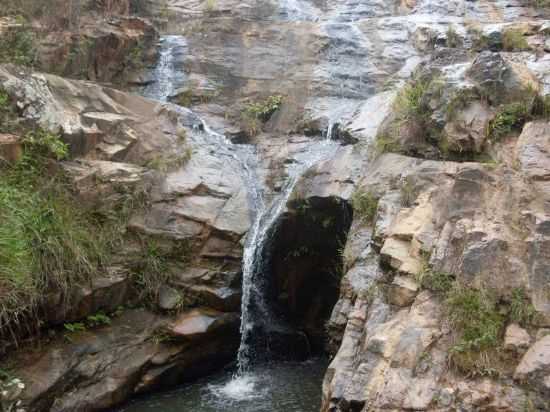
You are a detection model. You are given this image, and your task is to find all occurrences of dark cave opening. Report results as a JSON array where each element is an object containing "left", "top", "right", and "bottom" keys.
[{"left": 263, "top": 195, "right": 353, "bottom": 354}]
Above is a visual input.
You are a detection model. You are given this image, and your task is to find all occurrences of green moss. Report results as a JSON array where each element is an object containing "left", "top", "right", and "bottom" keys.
[
  {"left": 502, "top": 29, "right": 530, "bottom": 51},
  {"left": 351, "top": 189, "right": 378, "bottom": 225}
]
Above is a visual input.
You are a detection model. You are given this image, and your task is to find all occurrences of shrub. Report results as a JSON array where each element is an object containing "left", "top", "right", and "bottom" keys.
[
  {"left": 487, "top": 101, "right": 531, "bottom": 140},
  {"left": 417, "top": 269, "right": 454, "bottom": 294},
  {"left": 241, "top": 95, "right": 283, "bottom": 136},
  {"left": 393, "top": 80, "right": 431, "bottom": 120},
  {"left": 351, "top": 189, "right": 378, "bottom": 225},
  {"left": 0, "top": 24, "right": 36, "bottom": 67},
  {"left": 502, "top": 29, "right": 530, "bottom": 51}
]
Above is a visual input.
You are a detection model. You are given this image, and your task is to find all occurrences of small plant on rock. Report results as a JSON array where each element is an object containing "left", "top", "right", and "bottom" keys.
[
  {"left": 351, "top": 188, "right": 378, "bottom": 225},
  {"left": 509, "top": 287, "right": 538, "bottom": 326},
  {"left": 446, "top": 26, "right": 462, "bottom": 48},
  {"left": 488, "top": 101, "right": 531, "bottom": 141},
  {"left": 446, "top": 285, "right": 505, "bottom": 376},
  {"left": 241, "top": 95, "right": 283, "bottom": 136}
]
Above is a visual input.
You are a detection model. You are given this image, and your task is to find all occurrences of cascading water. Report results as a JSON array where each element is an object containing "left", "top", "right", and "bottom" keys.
[
  {"left": 120, "top": 22, "right": 342, "bottom": 412},
  {"left": 236, "top": 139, "right": 338, "bottom": 375}
]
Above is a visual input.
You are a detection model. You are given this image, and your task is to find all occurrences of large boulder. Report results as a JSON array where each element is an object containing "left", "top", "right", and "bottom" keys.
[
  {"left": 515, "top": 335, "right": 550, "bottom": 394},
  {"left": 467, "top": 52, "right": 540, "bottom": 104}
]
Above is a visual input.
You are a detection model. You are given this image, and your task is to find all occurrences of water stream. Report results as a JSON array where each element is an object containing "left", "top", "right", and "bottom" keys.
[{"left": 122, "top": 32, "right": 341, "bottom": 410}]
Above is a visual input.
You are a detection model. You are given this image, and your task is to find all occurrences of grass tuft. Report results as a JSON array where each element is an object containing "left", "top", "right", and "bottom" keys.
[
  {"left": 351, "top": 189, "right": 378, "bottom": 225},
  {"left": 502, "top": 29, "right": 530, "bottom": 51}
]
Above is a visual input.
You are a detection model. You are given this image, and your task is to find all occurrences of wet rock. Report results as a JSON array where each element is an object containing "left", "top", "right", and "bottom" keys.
[
  {"left": 16, "top": 309, "right": 238, "bottom": 412},
  {"left": 504, "top": 323, "right": 531, "bottom": 352},
  {"left": 44, "top": 268, "right": 131, "bottom": 325},
  {"left": 168, "top": 309, "right": 239, "bottom": 340}
]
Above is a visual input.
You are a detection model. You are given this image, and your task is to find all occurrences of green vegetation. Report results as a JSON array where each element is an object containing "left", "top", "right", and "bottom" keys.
[
  {"left": 146, "top": 149, "right": 192, "bottom": 173},
  {"left": 510, "top": 287, "right": 538, "bottom": 326},
  {"left": 133, "top": 239, "right": 191, "bottom": 304},
  {"left": 392, "top": 79, "right": 432, "bottom": 121},
  {"left": 416, "top": 267, "right": 454, "bottom": 294},
  {"left": 416, "top": 260, "right": 540, "bottom": 376},
  {"left": 375, "top": 77, "right": 443, "bottom": 155},
  {"left": 445, "top": 87, "right": 483, "bottom": 121},
  {"left": 374, "top": 133, "right": 402, "bottom": 154},
  {"left": 0, "top": 20, "right": 36, "bottom": 67},
  {"left": 446, "top": 285, "right": 504, "bottom": 376},
  {"left": 63, "top": 321, "right": 86, "bottom": 333},
  {"left": 487, "top": 88, "right": 550, "bottom": 141},
  {"left": 0, "top": 130, "right": 108, "bottom": 332},
  {"left": 126, "top": 41, "right": 145, "bottom": 70},
  {"left": 488, "top": 101, "right": 531, "bottom": 140},
  {"left": 502, "top": 29, "right": 530, "bottom": 51},
  {"left": 470, "top": 27, "right": 490, "bottom": 51},
  {"left": 446, "top": 26, "right": 462, "bottom": 48},
  {"left": 351, "top": 189, "right": 378, "bottom": 225},
  {"left": 241, "top": 95, "right": 283, "bottom": 136}
]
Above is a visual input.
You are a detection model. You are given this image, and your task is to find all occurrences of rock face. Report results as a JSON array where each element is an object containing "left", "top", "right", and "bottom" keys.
[
  {"left": 16, "top": 309, "right": 239, "bottom": 412},
  {"left": 2, "top": 0, "right": 550, "bottom": 410}
]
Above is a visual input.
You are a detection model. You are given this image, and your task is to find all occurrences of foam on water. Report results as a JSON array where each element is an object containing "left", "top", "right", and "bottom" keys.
[{"left": 210, "top": 374, "right": 262, "bottom": 402}]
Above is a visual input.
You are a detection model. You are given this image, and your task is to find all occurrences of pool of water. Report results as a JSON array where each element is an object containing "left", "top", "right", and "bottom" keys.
[{"left": 115, "top": 358, "right": 328, "bottom": 412}]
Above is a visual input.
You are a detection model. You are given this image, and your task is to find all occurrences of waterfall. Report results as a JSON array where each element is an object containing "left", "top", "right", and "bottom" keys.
[
  {"left": 236, "top": 139, "right": 338, "bottom": 373},
  {"left": 141, "top": 35, "right": 187, "bottom": 102},
  {"left": 141, "top": 33, "right": 339, "bottom": 379}
]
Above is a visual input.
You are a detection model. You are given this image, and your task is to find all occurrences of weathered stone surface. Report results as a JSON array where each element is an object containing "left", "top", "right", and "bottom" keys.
[
  {"left": 515, "top": 335, "right": 550, "bottom": 392},
  {"left": 168, "top": 308, "right": 239, "bottom": 340},
  {"left": 504, "top": 323, "right": 531, "bottom": 352},
  {"left": 467, "top": 51, "right": 540, "bottom": 103},
  {"left": 16, "top": 308, "right": 238, "bottom": 412},
  {"left": 444, "top": 101, "right": 493, "bottom": 153},
  {"left": 516, "top": 121, "right": 550, "bottom": 181},
  {"left": 387, "top": 276, "right": 419, "bottom": 307}
]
